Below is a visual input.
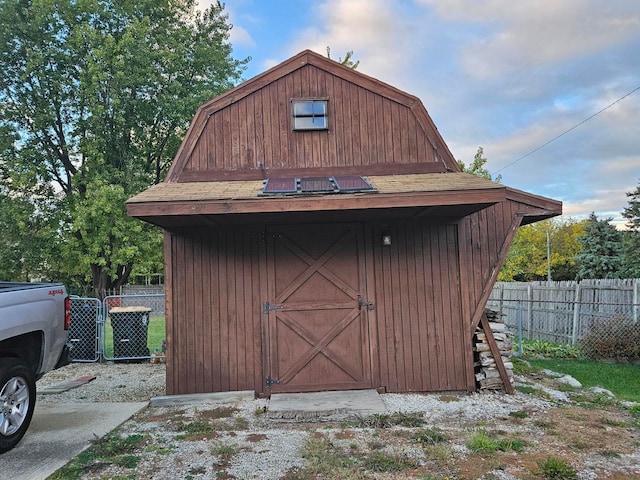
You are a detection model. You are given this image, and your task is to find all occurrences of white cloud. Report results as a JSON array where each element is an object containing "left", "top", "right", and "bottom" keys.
[
  {"left": 229, "top": 25, "right": 256, "bottom": 49},
  {"left": 418, "top": 0, "right": 640, "bottom": 78},
  {"left": 285, "top": 0, "right": 420, "bottom": 85}
]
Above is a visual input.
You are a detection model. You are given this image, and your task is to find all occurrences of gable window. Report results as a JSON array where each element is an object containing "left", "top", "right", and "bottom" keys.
[{"left": 292, "top": 99, "right": 328, "bottom": 130}]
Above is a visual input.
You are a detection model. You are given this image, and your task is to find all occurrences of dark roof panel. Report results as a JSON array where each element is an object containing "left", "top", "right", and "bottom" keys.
[
  {"left": 263, "top": 178, "right": 297, "bottom": 193},
  {"left": 300, "top": 177, "right": 334, "bottom": 193},
  {"left": 334, "top": 175, "right": 373, "bottom": 192}
]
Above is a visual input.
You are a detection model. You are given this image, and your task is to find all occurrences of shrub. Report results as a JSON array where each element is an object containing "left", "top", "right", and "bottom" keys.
[
  {"left": 578, "top": 314, "right": 640, "bottom": 359},
  {"left": 521, "top": 339, "right": 581, "bottom": 359}
]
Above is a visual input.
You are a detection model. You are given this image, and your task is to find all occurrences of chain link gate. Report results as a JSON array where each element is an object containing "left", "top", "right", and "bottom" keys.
[
  {"left": 68, "top": 294, "right": 166, "bottom": 363},
  {"left": 68, "top": 297, "right": 102, "bottom": 362}
]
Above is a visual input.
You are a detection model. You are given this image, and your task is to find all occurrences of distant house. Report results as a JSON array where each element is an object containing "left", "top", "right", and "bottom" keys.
[{"left": 127, "top": 50, "right": 561, "bottom": 396}]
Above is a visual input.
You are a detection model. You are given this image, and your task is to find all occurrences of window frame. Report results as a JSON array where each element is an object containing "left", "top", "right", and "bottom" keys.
[{"left": 291, "top": 98, "right": 329, "bottom": 131}]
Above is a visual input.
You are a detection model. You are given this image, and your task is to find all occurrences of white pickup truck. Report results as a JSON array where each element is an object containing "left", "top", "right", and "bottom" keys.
[{"left": 0, "top": 282, "right": 71, "bottom": 452}]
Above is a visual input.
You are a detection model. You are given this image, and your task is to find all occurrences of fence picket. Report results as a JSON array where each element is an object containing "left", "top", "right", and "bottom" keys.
[{"left": 487, "top": 279, "right": 640, "bottom": 345}]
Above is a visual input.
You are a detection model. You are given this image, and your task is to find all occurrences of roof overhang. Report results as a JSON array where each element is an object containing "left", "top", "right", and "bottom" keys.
[{"left": 127, "top": 172, "right": 562, "bottom": 230}]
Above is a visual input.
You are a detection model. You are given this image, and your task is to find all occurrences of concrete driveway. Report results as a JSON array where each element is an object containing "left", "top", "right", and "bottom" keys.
[{"left": 1, "top": 401, "right": 147, "bottom": 480}]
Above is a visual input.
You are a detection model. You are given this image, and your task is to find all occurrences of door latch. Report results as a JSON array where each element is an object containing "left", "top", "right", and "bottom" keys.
[{"left": 358, "top": 295, "right": 374, "bottom": 311}]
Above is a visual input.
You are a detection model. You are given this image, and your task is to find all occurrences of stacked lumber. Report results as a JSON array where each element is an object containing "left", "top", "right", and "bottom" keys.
[{"left": 474, "top": 309, "right": 514, "bottom": 391}]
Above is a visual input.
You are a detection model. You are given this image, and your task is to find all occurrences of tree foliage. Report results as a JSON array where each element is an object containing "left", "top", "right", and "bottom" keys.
[
  {"left": 326, "top": 46, "right": 360, "bottom": 69},
  {"left": 621, "top": 180, "right": 640, "bottom": 278},
  {"left": 457, "top": 146, "right": 502, "bottom": 183},
  {"left": 576, "top": 213, "right": 622, "bottom": 280},
  {"left": 499, "top": 218, "right": 585, "bottom": 281},
  {"left": 0, "top": 0, "right": 247, "bottom": 295}
]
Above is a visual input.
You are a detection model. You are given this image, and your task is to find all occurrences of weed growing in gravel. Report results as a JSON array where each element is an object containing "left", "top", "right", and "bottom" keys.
[
  {"left": 533, "top": 419, "right": 556, "bottom": 431},
  {"left": 508, "top": 410, "right": 529, "bottom": 419},
  {"left": 512, "top": 357, "right": 541, "bottom": 374},
  {"left": 211, "top": 442, "right": 241, "bottom": 459},
  {"left": 600, "top": 416, "right": 628, "bottom": 427},
  {"left": 569, "top": 436, "right": 589, "bottom": 450},
  {"left": 49, "top": 432, "right": 147, "bottom": 479},
  {"left": 466, "top": 430, "right": 498, "bottom": 454},
  {"left": 367, "top": 439, "right": 385, "bottom": 450},
  {"left": 290, "top": 433, "right": 420, "bottom": 478},
  {"left": 533, "top": 456, "right": 578, "bottom": 480},
  {"left": 466, "top": 430, "right": 525, "bottom": 454},
  {"left": 199, "top": 406, "right": 238, "bottom": 419},
  {"left": 516, "top": 385, "right": 542, "bottom": 396},
  {"left": 422, "top": 443, "right": 453, "bottom": 464},
  {"left": 350, "top": 411, "right": 425, "bottom": 428},
  {"left": 361, "top": 451, "right": 419, "bottom": 472},
  {"left": 572, "top": 391, "right": 617, "bottom": 408},
  {"left": 437, "top": 394, "right": 461, "bottom": 402},
  {"left": 599, "top": 449, "right": 621, "bottom": 458},
  {"left": 180, "top": 419, "right": 215, "bottom": 436},
  {"left": 414, "top": 427, "right": 448, "bottom": 446}
]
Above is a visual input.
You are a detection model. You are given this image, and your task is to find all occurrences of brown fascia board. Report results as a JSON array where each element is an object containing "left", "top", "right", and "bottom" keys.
[
  {"left": 166, "top": 50, "right": 460, "bottom": 181},
  {"left": 127, "top": 187, "right": 506, "bottom": 219},
  {"left": 506, "top": 187, "right": 562, "bottom": 217}
]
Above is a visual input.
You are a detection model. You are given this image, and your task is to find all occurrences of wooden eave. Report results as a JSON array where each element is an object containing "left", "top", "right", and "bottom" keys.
[
  {"left": 506, "top": 187, "right": 563, "bottom": 224},
  {"left": 165, "top": 49, "right": 460, "bottom": 182},
  {"left": 127, "top": 172, "right": 561, "bottom": 229}
]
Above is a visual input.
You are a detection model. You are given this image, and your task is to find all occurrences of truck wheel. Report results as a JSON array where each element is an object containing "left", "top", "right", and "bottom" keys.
[{"left": 0, "top": 359, "right": 36, "bottom": 453}]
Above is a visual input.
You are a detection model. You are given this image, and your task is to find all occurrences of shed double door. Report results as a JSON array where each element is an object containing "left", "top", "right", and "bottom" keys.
[{"left": 265, "top": 223, "right": 372, "bottom": 392}]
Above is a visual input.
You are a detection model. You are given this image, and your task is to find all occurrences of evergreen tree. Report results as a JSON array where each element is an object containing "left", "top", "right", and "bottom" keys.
[
  {"left": 621, "top": 181, "right": 640, "bottom": 278},
  {"left": 576, "top": 213, "right": 622, "bottom": 279}
]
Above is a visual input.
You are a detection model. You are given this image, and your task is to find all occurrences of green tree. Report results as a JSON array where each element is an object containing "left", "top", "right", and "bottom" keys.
[
  {"left": 500, "top": 218, "right": 585, "bottom": 281},
  {"left": 326, "top": 46, "right": 360, "bottom": 69},
  {"left": 621, "top": 180, "right": 640, "bottom": 277},
  {"left": 457, "top": 146, "right": 502, "bottom": 183},
  {"left": 0, "top": 0, "right": 247, "bottom": 295},
  {"left": 576, "top": 213, "right": 622, "bottom": 280}
]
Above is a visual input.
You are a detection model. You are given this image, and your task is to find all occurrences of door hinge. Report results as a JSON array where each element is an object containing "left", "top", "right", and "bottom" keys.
[
  {"left": 263, "top": 302, "right": 284, "bottom": 314},
  {"left": 265, "top": 376, "right": 281, "bottom": 387}
]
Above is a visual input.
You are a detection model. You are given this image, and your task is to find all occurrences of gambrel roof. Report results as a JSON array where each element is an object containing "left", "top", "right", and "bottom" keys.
[{"left": 127, "top": 50, "right": 561, "bottom": 228}]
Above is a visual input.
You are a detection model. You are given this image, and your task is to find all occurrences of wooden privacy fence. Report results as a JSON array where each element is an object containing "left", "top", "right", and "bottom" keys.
[{"left": 487, "top": 279, "right": 640, "bottom": 345}]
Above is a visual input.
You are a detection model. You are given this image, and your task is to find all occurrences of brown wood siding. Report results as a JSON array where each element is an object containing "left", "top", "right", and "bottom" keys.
[
  {"left": 165, "top": 229, "right": 264, "bottom": 395},
  {"left": 371, "top": 221, "right": 471, "bottom": 393},
  {"left": 458, "top": 200, "right": 525, "bottom": 334},
  {"left": 182, "top": 65, "right": 438, "bottom": 178}
]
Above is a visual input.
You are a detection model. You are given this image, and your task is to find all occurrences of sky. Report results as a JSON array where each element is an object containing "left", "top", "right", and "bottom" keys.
[{"left": 206, "top": 0, "right": 639, "bottom": 228}]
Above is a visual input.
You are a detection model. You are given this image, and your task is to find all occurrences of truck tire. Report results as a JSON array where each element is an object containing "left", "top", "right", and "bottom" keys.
[{"left": 0, "top": 359, "right": 36, "bottom": 453}]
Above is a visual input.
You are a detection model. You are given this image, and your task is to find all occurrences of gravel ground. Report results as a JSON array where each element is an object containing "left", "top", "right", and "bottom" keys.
[{"left": 37, "top": 362, "right": 640, "bottom": 479}]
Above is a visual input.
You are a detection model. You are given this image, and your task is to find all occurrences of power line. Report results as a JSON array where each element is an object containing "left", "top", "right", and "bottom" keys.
[{"left": 495, "top": 84, "right": 640, "bottom": 174}]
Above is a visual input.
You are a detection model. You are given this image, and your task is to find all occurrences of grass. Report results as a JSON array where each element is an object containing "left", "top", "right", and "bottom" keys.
[
  {"left": 347, "top": 411, "right": 425, "bottom": 428},
  {"left": 103, "top": 314, "right": 165, "bottom": 358},
  {"left": 528, "top": 358, "right": 640, "bottom": 402},
  {"left": 466, "top": 430, "right": 525, "bottom": 455},
  {"left": 49, "top": 433, "right": 147, "bottom": 479},
  {"left": 533, "top": 456, "right": 578, "bottom": 480},
  {"left": 289, "top": 435, "right": 418, "bottom": 478}
]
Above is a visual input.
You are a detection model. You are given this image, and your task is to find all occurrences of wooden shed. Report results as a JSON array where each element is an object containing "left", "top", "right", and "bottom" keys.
[{"left": 127, "top": 50, "right": 561, "bottom": 396}]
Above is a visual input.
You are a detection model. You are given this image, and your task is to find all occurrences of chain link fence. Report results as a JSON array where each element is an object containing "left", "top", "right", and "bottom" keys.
[{"left": 69, "top": 294, "right": 166, "bottom": 362}]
